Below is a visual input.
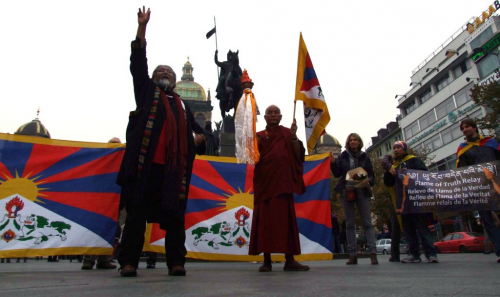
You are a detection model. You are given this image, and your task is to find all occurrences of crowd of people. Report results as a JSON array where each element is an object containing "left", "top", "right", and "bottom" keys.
[{"left": 4, "top": 7, "right": 499, "bottom": 276}]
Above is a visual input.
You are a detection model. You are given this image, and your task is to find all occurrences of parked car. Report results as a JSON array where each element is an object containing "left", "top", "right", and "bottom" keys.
[
  {"left": 375, "top": 238, "right": 408, "bottom": 255},
  {"left": 434, "top": 232, "right": 494, "bottom": 253}
]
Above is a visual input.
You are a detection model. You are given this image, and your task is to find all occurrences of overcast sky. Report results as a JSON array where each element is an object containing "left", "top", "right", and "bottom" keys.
[{"left": 0, "top": 0, "right": 493, "bottom": 150}]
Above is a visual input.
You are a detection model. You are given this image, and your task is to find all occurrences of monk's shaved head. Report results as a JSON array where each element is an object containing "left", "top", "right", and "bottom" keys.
[
  {"left": 264, "top": 105, "right": 282, "bottom": 127},
  {"left": 265, "top": 105, "right": 280, "bottom": 114}
]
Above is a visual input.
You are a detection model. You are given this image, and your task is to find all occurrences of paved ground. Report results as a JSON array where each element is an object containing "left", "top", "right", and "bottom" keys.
[{"left": 0, "top": 254, "right": 499, "bottom": 297}]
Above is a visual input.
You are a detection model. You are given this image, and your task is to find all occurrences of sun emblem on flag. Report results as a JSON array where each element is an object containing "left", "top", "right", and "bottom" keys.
[{"left": 0, "top": 171, "right": 48, "bottom": 204}]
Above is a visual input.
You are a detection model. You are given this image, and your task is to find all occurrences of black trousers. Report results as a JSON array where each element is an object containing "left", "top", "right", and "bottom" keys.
[
  {"left": 117, "top": 164, "right": 187, "bottom": 270},
  {"left": 390, "top": 208, "right": 401, "bottom": 258}
]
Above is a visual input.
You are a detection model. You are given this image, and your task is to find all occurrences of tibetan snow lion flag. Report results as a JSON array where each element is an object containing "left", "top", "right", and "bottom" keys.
[
  {"left": 295, "top": 33, "right": 331, "bottom": 154},
  {"left": 0, "top": 133, "right": 124, "bottom": 257},
  {"left": 144, "top": 153, "right": 333, "bottom": 261}
]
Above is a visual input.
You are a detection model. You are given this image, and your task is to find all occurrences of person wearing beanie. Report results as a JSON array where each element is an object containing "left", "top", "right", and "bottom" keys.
[{"left": 384, "top": 141, "right": 438, "bottom": 264}]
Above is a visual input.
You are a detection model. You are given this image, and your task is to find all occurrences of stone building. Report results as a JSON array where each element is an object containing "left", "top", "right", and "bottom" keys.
[{"left": 175, "top": 58, "right": 213, "bottom": 128}]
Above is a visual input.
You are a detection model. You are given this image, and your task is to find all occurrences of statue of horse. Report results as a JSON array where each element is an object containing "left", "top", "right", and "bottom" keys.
[{"left": 214, "top": 50, "right": 243, "bottom": 118}]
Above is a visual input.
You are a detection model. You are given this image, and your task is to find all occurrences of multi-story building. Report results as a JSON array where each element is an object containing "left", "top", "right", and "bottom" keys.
[
  {"left": 366, "top": 121, "right": 402, "bottom": 158},
  {"left": 396, "top": 10, "right": 500, "bottom": 172}
]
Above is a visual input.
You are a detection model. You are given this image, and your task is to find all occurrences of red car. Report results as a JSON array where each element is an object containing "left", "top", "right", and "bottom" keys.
[{"left": 434, "top": 232, "right": 494, "bottom": 253}]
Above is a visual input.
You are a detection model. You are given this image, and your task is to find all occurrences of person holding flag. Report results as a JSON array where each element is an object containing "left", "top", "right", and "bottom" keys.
[
  {"left": 295, "top": 33, "right": 330, "bottom": 154},
  {"left": 248, "top": 105, "right": 309, "bottom": 272}
]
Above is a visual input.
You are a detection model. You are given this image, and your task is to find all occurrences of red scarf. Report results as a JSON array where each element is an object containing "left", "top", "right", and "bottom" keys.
[{"left": 160, "top": 91, "right": 188, "bottom": 178}]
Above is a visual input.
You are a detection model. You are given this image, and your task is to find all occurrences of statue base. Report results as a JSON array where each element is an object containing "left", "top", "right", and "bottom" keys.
[{"left": 218, "top": 115, "right": 236, "bottom": 157}]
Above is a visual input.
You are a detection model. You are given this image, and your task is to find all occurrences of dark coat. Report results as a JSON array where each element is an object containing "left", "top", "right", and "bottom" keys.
[
  {"left": 331, "top": 150, "right": 374, "bottom": 196},
  {"left": 117, "top": 39, "right": 205, "bottom": 222},
  {"left": 383, "top": 155, "right": 427, "bottom": 187},
  {"left": 457, "top": 145, "right": 500, "bottom": 168}
]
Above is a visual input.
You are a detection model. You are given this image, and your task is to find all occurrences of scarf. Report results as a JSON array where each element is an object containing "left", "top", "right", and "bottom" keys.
[
  {"left": 159, "top": 89, "right": 188, "bottom": 179},
  {"left": 391, "top": 154, "right": 416, "bottom": 170},
  {"left": 234, "top": 88, "right": 260, "bottom": 164},
  {"left": 456, "top": 135, "right": 500, "bottom": 166}
]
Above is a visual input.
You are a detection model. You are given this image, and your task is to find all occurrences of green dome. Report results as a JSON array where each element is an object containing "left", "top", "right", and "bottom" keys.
[{"left": 176, "top": 57, "right": 207, "bottom": 101}]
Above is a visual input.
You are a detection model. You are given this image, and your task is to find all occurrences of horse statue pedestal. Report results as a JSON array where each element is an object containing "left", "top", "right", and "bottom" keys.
[{"left": 218, "top": 115, "right": 236, "bottom": 157}]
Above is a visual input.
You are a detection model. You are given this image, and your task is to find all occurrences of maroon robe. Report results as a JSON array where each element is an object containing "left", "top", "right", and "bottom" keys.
[{"left": 249, "top": 125, "right": 306, "bottom": 255}]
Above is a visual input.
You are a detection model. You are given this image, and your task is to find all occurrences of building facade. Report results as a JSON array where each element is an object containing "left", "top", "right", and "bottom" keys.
[
  {"left": 175, "top": 58, "right": 213, "bottom": 129},
  {"left": 396, "top": 11, "right": 500, "bottom": 172},
  {"left": 366, "top": 121, "right": 402, "bottom": 158}
]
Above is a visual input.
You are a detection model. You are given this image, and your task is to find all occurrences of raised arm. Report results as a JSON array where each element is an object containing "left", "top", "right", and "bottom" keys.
[{"left": 137, "top": 6, "right": 150, "bottom": 43}]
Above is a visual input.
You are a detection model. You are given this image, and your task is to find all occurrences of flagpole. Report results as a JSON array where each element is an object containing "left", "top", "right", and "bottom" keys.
[
  {"left": 293, "top": 100, "right": 297, "bottom": 119},
  {"left": 214, "top": 16, "right": 219, "bottom": 78}
]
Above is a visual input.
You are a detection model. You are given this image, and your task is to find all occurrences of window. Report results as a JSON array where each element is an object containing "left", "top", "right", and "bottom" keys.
[
  {"left": 377, "top": 148, "right": 382, "bottom": 157},
  {"left": 385, "top": 142, "right": 391, "bottom": 152},
  {"left": 404, "top": 121, "right": 420, "bottom": 139},
  {"left": 419, "top": 110, "right": 437, "bottom": 130},
  {"left": 443, "top": 234, "right": 453, "bottom": 241},
  {"left": 470, "top": 26, "right": 494, "bottom": 49},
  {"left": 436, "top": 159, "right": 447, "bottom": 171},
  {"left": 420, "top": 88, "right": 432, "bottom": 103},
  {"left": 436, "top": 97, "right": 456, "bottom": 119},
  {"left": 446, "top": 155, "right": 457, "bottom": 171},
  {"left": 452, "top": 234, "right": 463, "bottom": 240},
  {"left": 436, "top": 73, "right": 452, "bottom": 91},
  {"left": 405, "top": 100, "right": 417, "bottom": 115},
  {"left": 470, "top": 109, "right": 483, "bottom": 120},
  {"left": 453, "top": 60, "right": 470, "bottom": 78},
  {"left": 440, "top": 123, "right": 461, "bottom": 145},
  {"left": 423, "top": 134, "right": 442, "bottom": 152},
  {"left": 394, "top": 134, "right": 402, "bottom": 142},
  {"left": 477, "top": 50, "right": 500, "bottom": 79},
  {"left": 195, "top": 113, "right": 206, "bottom": 128},
  {"left": 454, "top": 85, "right": 473, "bottom": 107}
]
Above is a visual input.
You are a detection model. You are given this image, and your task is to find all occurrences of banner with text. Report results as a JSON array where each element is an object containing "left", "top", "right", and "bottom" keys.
[{"left": 395, "top": 161, "right": 500, "bottom": 214}]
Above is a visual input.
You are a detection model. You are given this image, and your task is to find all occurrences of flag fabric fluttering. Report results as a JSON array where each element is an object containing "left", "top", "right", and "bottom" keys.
[
  {"left": 295, "top": 33, "right": 330, "bottom": 154},
  {"left": 206, "top": 26, "right": 216, "bottom": 39}
]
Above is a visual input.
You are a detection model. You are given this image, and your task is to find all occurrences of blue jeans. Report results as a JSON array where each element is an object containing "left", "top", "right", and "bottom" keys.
[
  {"left": 340, "top": 194, "right": 376, "bottom": 255},
  {"left": 401, "top": 213, "right": 436, "bottom": 259},
  {"left": 479, "top": 210, "right": 500, "bottom": 256}
]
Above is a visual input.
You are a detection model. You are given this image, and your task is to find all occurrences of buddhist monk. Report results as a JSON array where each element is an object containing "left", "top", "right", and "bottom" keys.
[{"left": 248, "top": 105, "right": 309, "bottom": 272}]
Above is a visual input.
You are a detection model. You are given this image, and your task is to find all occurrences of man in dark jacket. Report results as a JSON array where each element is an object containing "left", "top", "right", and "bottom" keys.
[
  {"left": 456, "top": 118, "right": 500, "bottom": 262},
  {"left": 384, "top": 141, "right": 438, "bottom": 264},
  {"left": 116, "top": 7, "right": 206, "bottom": 277}
]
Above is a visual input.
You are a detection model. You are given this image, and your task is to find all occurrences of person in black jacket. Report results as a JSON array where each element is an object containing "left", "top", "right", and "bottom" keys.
[
  {"left": 384, "top": 141, "right": 438, "bottom": 264},
  {"left": 456, "top": 118, "right": 500, "bottom": 262},
  {"left": 331, "top": 133, "right": 378, "bottom": 265},
  {"left": 116, "top": 7, "right": 206, "bottom": 277}
]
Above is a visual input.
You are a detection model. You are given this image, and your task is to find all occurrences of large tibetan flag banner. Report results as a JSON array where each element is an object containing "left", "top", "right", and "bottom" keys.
[
  {"left": 0, "top": 133, "right": 124, "bottom": 257},
  {"left": 295, "top": 33, "right": 331, "bottom": 154},
  {"left": 144, "top": 153, "right": 333, "bottom": 261}
]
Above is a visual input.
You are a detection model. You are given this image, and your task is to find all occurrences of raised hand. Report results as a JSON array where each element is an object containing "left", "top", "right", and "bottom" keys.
[
  {"left": 290, "top": 118, "right": 298, "bottom": 139},
  {"left": 138, "top": 6, "right": 151, "bottom": 26}
]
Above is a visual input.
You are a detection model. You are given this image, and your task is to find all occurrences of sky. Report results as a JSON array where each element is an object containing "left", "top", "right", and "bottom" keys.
[{"left": 0, "top": 0, "right": 494, "bottom": 150}]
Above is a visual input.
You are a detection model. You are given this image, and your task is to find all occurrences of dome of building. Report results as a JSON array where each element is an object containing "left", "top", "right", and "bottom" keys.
[
  {"left": 316, "top": 133, "right": 341, "bottom": 148},
  {"left": 176, "top": 57, "right": 207, "bottom": 101},
  {"left": 312, "top": 133, "right": 341, "bottom": 155},
  {"left": 15, "top": 111, "right": 51, "bottom": 139}
]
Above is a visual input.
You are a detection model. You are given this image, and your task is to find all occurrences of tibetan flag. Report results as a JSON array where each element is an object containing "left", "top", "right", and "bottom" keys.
[
  {"left": 0, "top": 133, "right": 124, "bottom": 258},
  {"left": 295, "top": 33, "right": 331, "bottom": 154},
  {"left": 144, "top": 153, "right": 332, "bottom": 262}
]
